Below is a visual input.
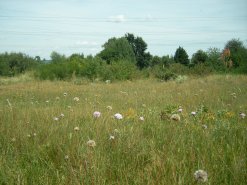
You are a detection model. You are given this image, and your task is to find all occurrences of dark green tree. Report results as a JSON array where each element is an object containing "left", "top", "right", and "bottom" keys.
[
  {"left": 125, "top": 33, "right": 151, "bottom": 69},
  {"left": 191, "top": 50, "right": 208, "bottom": 65},
  {"left": 174, "top": 46, "right": 189, "bottom": 66},
  {"left": 98, "top": 37, "right": 136, "bottom": 64},
  {"left": 225, "top": 38, "right": 247, "bottom": 68}
]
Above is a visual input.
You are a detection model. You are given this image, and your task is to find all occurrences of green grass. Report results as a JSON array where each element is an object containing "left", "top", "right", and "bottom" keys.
[{"left": 0, "top": 75, "right": 246, "bottom": 184}]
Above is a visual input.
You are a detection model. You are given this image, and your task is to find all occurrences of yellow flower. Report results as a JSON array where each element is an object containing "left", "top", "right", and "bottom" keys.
[
  {"left": 224, "top": 111, "right": 235, "bottom": 118},
  {"left": 125, "top": 108, "right": 136, "bottom": 119}
]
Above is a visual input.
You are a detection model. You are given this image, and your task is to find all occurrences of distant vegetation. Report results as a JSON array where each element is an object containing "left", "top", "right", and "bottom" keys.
[{"left": 0, "top": 34, "right": 247, "bottom": 81}]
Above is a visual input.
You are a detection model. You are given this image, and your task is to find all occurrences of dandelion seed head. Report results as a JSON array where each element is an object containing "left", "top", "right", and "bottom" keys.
[
  {"left": 87, "top": 140, "right": 96, "bottom": 147},
  {"left": 109, "top": 135, "right": 115, "bottom": 140},
  {"left": 139, "top": 116, "right": 145, "bottom": 121},
  {"left": 170, "top": 114, "right": 181, "bottom": 121},
  {"left": 64, "top": 155, "right": 69, "bottom": 160},
  {"left": 74, "top": 127, "right": 79, "bottom": 131},
  {"left": 191, "top": 111, "right": 197, "bottom": 116},
  {"left": 194, "top": 170, "right": 208, "bottom": 182},
  {"left": 53, "top": 117, "right": 59, "bottom": 121},
  {"left": 239, "top": 112, "right": 246, "bottom": 119},
  {"left": 107, "top": 106, "right": 112, "bottom": 110}
]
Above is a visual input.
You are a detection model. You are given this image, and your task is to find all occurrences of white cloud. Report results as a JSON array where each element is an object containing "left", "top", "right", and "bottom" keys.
[{"left": 109, "top": 14, "right": 126, "bottom": 23}]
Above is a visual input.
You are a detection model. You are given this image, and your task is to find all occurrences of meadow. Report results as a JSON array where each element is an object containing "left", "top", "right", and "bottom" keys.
[{"left": 0, "top": 75, "right": 246, "bottom": 184}]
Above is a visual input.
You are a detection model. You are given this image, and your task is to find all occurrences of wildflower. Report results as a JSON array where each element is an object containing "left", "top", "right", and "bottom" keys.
[
  {"left": 191, "top": 111, "right": 197, "bottom": 116},
  {"left": 87, "top": 140, "right": 96, "bottom": 147},
  {"left": 73, "top": 97, "right": 79, "bottom": 102},
  {"left": 239, "top": 112, "right": 246, "bottom": 119},
  {"left": 139, "top": 116, "right": 145, "bottom": 121},
  {"left": 107, "top": 106, "right": 112, "bottom": 110},
  {"left": 178, "top": 106, "right": 183, "bottom": 113},
  {"left": 46, "top": 100, "right": 49, "bottom": 103},
  {"left": 194, "top": 170, "right": 208, "bottom": 182},
  {"left": 63, "top": 92, "right": 67, "bottom": 96},
  {"left": 105, "top": 80, "right": 111, "bottom": 84},
  {"left": 64, "top": 155, "right": 69, "bottom": 160},
  {"left": 170, "top": 114, "right": 181, "bottom": 121},
  {"left": 93, "top": 111, "right": 101, "bottom": 118},
  {"left": 202, "top": 124, "right": 208, "bottom": 129},
  {"left": 60, "top": 113, "right": 65, "bottom": 117},
  {"left": 27, "top": 134, "right": 31, "bottom": 138},
  {"left": 109, "top": 135, "right": 115, "bottom": 140},
  {"left": 114, "top": 113, "right": 123, "bottom": 120},
  {"left": 74, "top": 127, "right": 79, "bottom": 131},
  {"left": 53, "top": 117, "right": 59, "bottom": 121},
  {"left": 33, "top": 133, "right": 37, "bottom": 137}
]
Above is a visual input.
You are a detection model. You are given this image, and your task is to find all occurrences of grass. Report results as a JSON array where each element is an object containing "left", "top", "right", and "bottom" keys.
[{"left": 0, "top": 75, "right": 246, "bottom": 184}]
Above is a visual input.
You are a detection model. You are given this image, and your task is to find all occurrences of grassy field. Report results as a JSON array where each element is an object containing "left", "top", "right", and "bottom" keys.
[{"left": 0, "top": 75, "right": 246, "bottom": 184}]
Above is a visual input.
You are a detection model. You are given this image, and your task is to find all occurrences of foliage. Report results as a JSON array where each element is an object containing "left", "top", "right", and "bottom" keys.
[
  {"left": 224, "top": 39, "right": 247, "bottom": 72},
  {"left": 174, "top": 46, "right": 189, "bottom": 66},
  {"left": 125, "top": 33, "right": 151, "bottom": 69},
  {"left": 191, "top": 49, "right": 208, "bottom": 65},
  {"left": 98, "top": 37, "right": 136, "bottom": 64},
  {"left": 0, "top": 52, "right": 39, "bottom": 76}
]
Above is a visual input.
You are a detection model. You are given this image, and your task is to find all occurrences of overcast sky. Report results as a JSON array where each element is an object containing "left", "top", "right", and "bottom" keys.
[{"left": 0, "top": 0, "right": 246, "bottom": 59}]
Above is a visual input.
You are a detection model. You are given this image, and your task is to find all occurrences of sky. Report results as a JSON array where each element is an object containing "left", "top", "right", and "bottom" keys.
[{"left": 0, "top": 0, "right": 246, "bottom": 59}]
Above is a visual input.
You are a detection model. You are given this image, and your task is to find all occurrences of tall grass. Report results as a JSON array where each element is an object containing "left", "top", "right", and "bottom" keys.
[{"left": 0, "top": 75, "right": 246, "bottom": 184}]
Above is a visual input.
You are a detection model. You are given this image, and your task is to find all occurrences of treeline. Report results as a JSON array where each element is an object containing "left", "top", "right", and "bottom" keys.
[{"left": 0, "top": 33, "right": 247, "bottom": 81}]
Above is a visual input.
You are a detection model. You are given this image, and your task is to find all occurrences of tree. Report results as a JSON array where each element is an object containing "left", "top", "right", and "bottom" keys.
[
  {"left": 174, "top": 46, "right": 189, "bottom": 66},
  {"left": 98, "top": 37, "right": 136, "bottom": 64},
  {"left": 50, "top": 51, "right": 66, "bottom": 64},
  {"left": 125, "top": 33, "right": 151, "bottom": 69},
  {"left": 191, "top": 50, "right": 208, "bottom": 65},
  {"left": 224, "top": 38, "right": 247, "bottom": 68}
]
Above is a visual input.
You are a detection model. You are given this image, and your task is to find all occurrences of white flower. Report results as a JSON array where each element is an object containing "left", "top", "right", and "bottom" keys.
[
  {"left": 105, "top": 80, "right": 111, "bottom": 84},
  {"left": 73, "top": 97, "right": 79, "bottom": 102},
  {"left": 178, "top": 108, "right": 183, "bottom": 113},
  {"left": 107, "top": 106, "right": 112, "bottom": 110},
  {"left": 63, "top": 92, "right": 67, "bottom": 96},
  {"left": 109, "top": 135, "right": 115, "bottom": 140},
  {"left": 87, "top": 140, "right": 96, "bottom": 147},
  {"left": 114, "top": 113, "right": 123, "bottom": 120},
  {"left": 93, "top": 111, "right": 101, "bottom": 118},
  {"left": 194, "top": 170, "right": 208, "bottom": 182},
  {"left": 45, "top": 100, "right": 49, "bottom": 103},
  {"left": 139, "top": 116, "right": 145, "bottom": 121},
  {"left": 170, "top": 114, "right": 181, "bottom": 121},
  {"left": 53, "top": 117, "right": 59, "bottom": 121},
  {"left": 239, "top": 112, "right": 246, "bottom": 119},
  {"left": 191, "top": 111, "right": 197, "bottom": 116},
  {"left": 60, "top": 113, "right": 65, "bottom": 117},
  {"left": 202, "top": 124, "right": 208, "bottom": 129},
  {"left": 64, "top": 155, "right": 69, "bottom": 160},
  {"left": 27, "top": 134, "right": 31, "bottom": 138},
  {"left": 33, "top": 133, "right": 37, "bottom": 137},
  {"left": 74, "top": 127, "right": 79, "bottom": 131}
]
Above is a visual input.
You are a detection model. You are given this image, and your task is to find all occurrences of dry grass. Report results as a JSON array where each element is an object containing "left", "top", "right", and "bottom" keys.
[{"left": 0, "top": 75, "right": 246, "bottom": 184}]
